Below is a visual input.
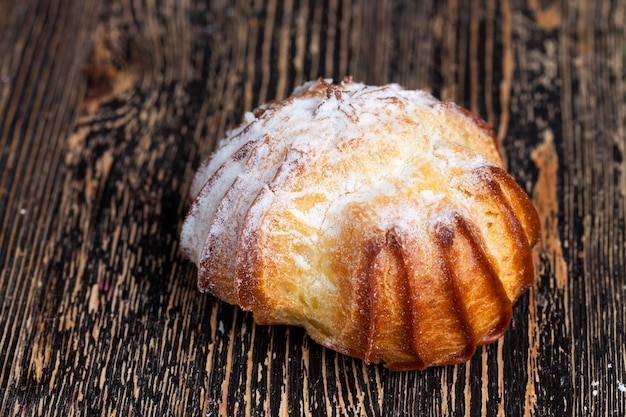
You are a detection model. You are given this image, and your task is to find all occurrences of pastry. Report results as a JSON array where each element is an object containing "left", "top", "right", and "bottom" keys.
[{"left": 180, "top": 78, "right": 540, "bottom": 370}]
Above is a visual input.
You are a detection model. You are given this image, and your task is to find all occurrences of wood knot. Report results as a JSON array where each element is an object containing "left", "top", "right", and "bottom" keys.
[
  {"left": 80, "top": 29, "right": 143, "bottom": 109},
  {"left": 84, "top": 63, "right": 115, "bottom": 101}
]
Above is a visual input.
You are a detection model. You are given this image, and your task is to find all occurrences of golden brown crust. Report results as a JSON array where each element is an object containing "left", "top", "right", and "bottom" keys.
[{"left": 180, "top": 78, "right": 541, "bottom": 370}]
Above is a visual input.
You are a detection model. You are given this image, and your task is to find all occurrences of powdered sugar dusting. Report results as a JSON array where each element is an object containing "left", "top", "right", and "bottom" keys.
[
  {"left": 183, "top": 76, "right": 500, "bottom": 260},
  {"left": 181, "top": 160, "right": 246, "bottom": 263},
  {"left": 189, "top": 113, "right": 257, "bottom": 200},
  {"left": 181, "top": 77, "right": 504, "bottom": 312}
]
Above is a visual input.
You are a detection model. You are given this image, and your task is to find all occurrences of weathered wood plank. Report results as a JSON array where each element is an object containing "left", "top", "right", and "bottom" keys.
[
  {"left": 1, "top": 0, "right": 625, "bottom": 416},
  {"left": 0, "top": 0, "right": 103, "bottom": 414}
]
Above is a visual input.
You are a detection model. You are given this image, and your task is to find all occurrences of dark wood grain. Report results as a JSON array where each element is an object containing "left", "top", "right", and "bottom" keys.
[{"left": 1, "top": 0, "right": 625, "bottom": 415}]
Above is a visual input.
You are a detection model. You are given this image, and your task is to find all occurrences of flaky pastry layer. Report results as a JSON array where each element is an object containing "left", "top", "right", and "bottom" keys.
[{"left": 180, "top": 78, "right": 540, "bottom": 370}]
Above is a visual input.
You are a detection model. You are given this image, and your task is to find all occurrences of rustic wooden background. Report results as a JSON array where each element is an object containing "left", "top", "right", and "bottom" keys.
[{"left": 1, "top": 0, "right": 625, "bottom": 415}]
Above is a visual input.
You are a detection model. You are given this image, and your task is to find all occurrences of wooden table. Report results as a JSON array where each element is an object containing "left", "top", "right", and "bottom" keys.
[{"left": 1, "top": 0, "right": 624, "bottom": 415}]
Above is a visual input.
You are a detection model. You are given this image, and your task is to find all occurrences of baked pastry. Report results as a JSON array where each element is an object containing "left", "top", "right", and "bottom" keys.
[{"left": 180, "top": 78, "right": 540, "bottom": 370}]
